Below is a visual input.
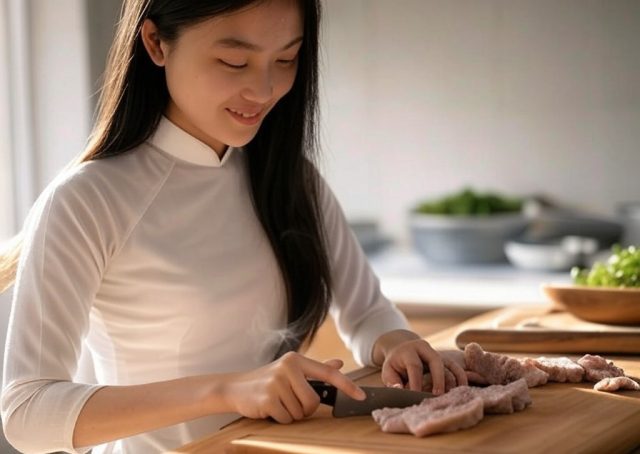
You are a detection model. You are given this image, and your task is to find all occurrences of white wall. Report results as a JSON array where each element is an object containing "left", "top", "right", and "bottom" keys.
[
  {"left": 0, "top": 0, "right": 14, "bottom": 242},
  {"left": 31, "top": 0, "right": 91, "bottom": 193},
  {"left": 320, "top": 0, "right": 640, "bottom": 246}
]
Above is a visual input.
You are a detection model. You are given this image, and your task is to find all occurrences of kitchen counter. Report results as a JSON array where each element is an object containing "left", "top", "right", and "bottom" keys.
[
  {"left": 368, "top": 247, "right": 572, "bottom": 311},
  {"left": 173, "top": 307, "right": 640, "bottom": 454}
]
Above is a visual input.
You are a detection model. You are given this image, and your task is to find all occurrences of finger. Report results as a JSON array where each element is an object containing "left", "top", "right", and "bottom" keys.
[
  {"left": 422, "top": 373, "right": 433, "bottom": 392},
  {"left": 277, "top": 381, "right": 305, "bottom": 421},
  {"left": 444, "top": 368, "right": 457, "bottom": 391},
  {"left": 416, "top": 344, "right": 445, "bottom": 395},
  {"left": 269, "top": 400, "right": 293, "bottom": 424},
  {"left": 287, "top": 371, "right": 322, "bottom": 417},
  {"left": 299, "top": 356, "right": 366, "bottom": 401},
  {"left": 381, "top": 364, "right": 404, "bottom": 388},
  {"left": 466, "top": 371, "right": 488, "bottom": 385},
  {"left": 323, "top": 358, "right": 344, "bottom": 370},
  {"left": 406, "top": 361, "right": 424, "bottom": 392},
  {"left": 444, "top": 358, "right": 468, "bottom": 386},
  {"left": 444, "top": 350, "right": 466, "bottom": 370}
]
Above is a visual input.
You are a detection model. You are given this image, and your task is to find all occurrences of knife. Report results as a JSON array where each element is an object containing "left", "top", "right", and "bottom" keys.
[{"left": 308, "top": 380, "right": 433, "bottom": 417}]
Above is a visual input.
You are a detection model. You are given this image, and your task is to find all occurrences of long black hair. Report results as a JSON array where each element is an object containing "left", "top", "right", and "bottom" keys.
[{"left": 0, "top": 0, "right": 332, "bottom": 356}]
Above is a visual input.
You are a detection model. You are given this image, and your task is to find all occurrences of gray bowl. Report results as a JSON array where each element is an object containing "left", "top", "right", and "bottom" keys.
[{"left": 410, "top": 212, "right": 529, "bottom": 264}]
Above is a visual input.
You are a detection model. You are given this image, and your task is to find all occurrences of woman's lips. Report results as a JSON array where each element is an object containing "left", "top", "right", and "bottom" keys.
[{"left": 226, "top": 107, "right": 262, "bottom": 126}]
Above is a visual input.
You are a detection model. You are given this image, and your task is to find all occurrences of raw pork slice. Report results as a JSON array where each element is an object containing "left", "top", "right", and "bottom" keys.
[
  {"left": 403, "top": 397, "right": 484, "bottom": 437},
  {"left": 593, "top": 376, "right": 640, "bottom": 392},
  {"left": 474, "top": 378, "right": 532, "bottom": 414},
  {"left": 522, "top": 357, "right": 585, "bottom": 383},
  {"left": 373, "top": 379, "right": 532, "bottom": 437},
  {"left": 402, "top": 387, "right": 484, "bottom": 437},
  {"left": 464, "top": 343, "right": 548, "bottom": 387},
  {"left": 373, "top": 387, "right": 484, "bottom": 436},
  {"left": 371, "top": 407, "right": 409, "bottom": 433},
  {"left": 577, "top": 354, "right": 625, "bottom": 382},
  {"left": 518, "top": 360, "right": 551, "bottom": 387}
]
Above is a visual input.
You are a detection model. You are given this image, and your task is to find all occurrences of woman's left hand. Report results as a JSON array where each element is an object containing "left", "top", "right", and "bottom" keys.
[{"left": 372, "top": 330, "right": 468, "bottom": 395}]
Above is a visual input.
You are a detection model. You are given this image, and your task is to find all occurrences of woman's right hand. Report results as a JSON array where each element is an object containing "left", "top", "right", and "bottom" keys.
[{"left": 218, "top": 352, "right": 366, "bottom": 424}]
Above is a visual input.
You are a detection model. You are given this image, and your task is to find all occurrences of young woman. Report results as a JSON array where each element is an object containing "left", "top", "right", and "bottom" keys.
[{"left": 0, "top": 0, "right": 466, "bottom": 452}]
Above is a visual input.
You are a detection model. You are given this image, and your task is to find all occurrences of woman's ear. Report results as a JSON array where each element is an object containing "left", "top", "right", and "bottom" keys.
[{"left": 140, "top": 19, "right": 167, "bottom": 66}]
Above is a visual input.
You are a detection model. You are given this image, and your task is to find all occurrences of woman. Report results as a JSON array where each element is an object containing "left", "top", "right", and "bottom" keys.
[{"left": 0, "top": 0, "right": 466, "bottom": 452}]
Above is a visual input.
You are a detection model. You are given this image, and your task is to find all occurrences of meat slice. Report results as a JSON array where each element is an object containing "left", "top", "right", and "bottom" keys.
[
  {"left": 594, "top": 376, "right": 640, "bottom": 392},
  {"left": 402, "top": 387, "right": 484, "bottom": 437},
  {"left": 474, "top": 385, "right": 514, "bottom": 414},
  {"left": 371, "top": 407, "right": 409, "bottom": 433},
  {"left": 517, "top": 360, "right": 550, "bottom": 387},
  {"left": 522, "top": 357, "right": 585, "bottom": 383},
  {"left": 373, "top": 379, "right": 532, "bottom": 437},
  {"left": 403, "top": 397, "right": 484, "bottom": 437},
  {"left": 509, "top": 381, "right": 533, "bottom": 412},
  {"left": 373, "top": 387, "right": 484, "bottom": 436},
  {"left": 464, "top": 342, "right": 548, "bottom": 387},
  {"left": 474, "top": 378, "right": 532, "bottom": 414},
  {"left": 577, "top": 354, "right": 625, "bottom": 382},
  {"left": 464, "top": 342, "right": 517, "bottom": 385}
]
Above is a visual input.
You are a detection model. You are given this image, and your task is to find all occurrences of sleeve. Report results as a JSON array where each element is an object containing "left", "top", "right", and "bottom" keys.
[
  {"left": 319, "top": 176, "right": 410, "bottom": 367},
  {"left": 1, "top": 171, "right": 113, "bottom": 454}
]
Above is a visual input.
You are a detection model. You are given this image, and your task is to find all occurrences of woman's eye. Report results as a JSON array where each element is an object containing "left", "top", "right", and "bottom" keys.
[
  {"left": 219, "top": 59, "right": 247, "bottom": 69},
  {"left": 277, "top": 58, "right": 297, "bottom": 66}
]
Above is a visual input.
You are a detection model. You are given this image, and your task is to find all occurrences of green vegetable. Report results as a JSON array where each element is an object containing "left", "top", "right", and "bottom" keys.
[
  {"left": 413, "top": 188, "right": 523, "bottom": 216},
  {"left": 571, "top": 245, "right": 640, "bottom": 288}
]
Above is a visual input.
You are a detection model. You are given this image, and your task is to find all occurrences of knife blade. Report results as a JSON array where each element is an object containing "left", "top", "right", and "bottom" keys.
[{"left": 308, "top": 380, "right": 433, "bottom": 417}]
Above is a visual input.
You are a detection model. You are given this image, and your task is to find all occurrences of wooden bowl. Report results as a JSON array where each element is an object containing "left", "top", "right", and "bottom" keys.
[{"left": 542, "top": 284, "right": 640, "bottom": 325}]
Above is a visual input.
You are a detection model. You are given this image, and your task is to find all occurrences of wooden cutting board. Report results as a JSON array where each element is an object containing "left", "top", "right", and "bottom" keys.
[
  {"left": 455, "top": 305, "right": 640, "bottom": 354},
  {"left": 173, "top": 307, "right": 640, "bottom": 454},
  {"left": 173, "top": 364, "right": 640, "bottom": 454}
]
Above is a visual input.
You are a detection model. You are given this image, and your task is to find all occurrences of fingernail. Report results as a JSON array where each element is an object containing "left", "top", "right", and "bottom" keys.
[
  {"left": 391, "top": 383, "right": 403, "bottom": 389},
  {"left": 357, "top": 388, "right": 367, "bottom": 400}
]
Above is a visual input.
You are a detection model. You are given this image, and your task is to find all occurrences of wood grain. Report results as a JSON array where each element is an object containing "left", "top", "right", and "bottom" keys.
[
  {"left": 542, "top": 284, "right": 640, "bottom": 324},
  {"left": 455, "top": 329, "right": 640, "bottom": 353},
  {"left": 454, "top": 304, "right": 640, "bottom": 353}
]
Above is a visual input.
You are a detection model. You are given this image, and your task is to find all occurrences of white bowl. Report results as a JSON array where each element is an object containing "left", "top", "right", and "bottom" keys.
[{"left": 505, "top": 236, "right": 598, "bottom": 271}]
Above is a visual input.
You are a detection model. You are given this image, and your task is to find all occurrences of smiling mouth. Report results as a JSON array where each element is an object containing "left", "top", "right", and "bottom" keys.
[
  {"left": 225, "top": 107, "right": 264, "bottom": 125},
  {"left": 228, "top": 108, "right": 260, "bottom": 118}
]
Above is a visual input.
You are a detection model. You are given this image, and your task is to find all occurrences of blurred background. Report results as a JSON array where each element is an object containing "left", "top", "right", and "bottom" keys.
[
  {"left": 321, "top": 1, "right": 639, "bottom": 245},
  {"left": 1, "top": 1, "right": 639, "bottom": 247},
  {"left": 0, "top": 0, "right": 639, "bottom": 451}
]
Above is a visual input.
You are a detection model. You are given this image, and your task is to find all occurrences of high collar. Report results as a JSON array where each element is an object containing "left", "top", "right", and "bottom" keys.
[{"left": 148, "top": 116, "right": 236, "bottom": 168}]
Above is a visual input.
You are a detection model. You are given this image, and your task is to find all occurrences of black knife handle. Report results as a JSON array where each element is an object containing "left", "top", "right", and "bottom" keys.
[{"left": 308, "top": 380, "right": 337, "bottom": 406}]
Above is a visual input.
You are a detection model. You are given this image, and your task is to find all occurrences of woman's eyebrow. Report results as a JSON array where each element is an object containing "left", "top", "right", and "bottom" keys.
[{"left": 214, "top": 36, "right": 303, "bottom": 52}]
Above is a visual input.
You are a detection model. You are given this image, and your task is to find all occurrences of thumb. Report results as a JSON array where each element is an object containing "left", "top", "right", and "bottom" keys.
[{"left": 323, "top": 358, "right": 344, "bottom": 370}]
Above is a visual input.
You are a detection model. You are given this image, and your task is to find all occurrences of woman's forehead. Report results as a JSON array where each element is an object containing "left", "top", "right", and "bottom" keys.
[{"left": 182, "top": 0, "right": 303, "bottom": 51}]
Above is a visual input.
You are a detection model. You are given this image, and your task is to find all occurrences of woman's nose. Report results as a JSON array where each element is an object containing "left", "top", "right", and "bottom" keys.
[{"left": 241, "top": 69, "right": 274, "bottom": 104}]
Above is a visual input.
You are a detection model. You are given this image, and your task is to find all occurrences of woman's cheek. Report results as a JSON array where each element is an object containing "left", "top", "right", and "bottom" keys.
[{"left": 274, "top": 67, "right": 298, "bottom": 97}]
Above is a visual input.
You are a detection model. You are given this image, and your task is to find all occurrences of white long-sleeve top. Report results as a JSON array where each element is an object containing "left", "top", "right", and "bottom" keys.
[{"left": 1, "top": 117, "right": 409, "bottom": 454}]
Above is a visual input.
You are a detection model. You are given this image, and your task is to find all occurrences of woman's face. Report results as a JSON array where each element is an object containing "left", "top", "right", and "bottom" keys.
[{"left": 153, "top": 0, "right": 303, "bottom": 155}]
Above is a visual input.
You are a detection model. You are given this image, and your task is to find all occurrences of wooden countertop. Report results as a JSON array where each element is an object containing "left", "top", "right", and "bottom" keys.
[{"left": 172, "top": 307, "right": 640, "bottom": 454}]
